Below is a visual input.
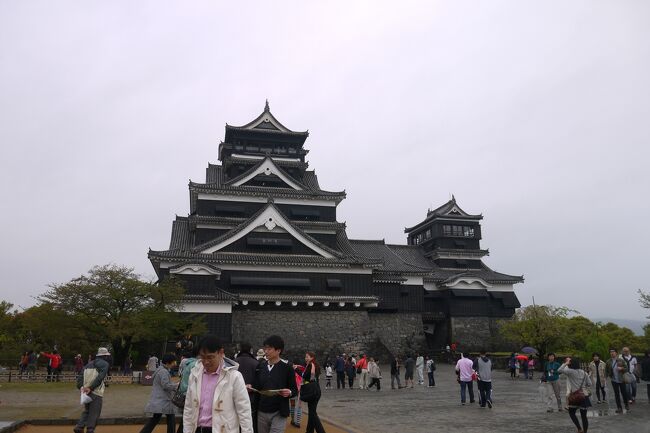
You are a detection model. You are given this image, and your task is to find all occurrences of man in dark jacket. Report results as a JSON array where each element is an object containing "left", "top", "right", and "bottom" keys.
[
  {"left": 640, "top": 351, "right": 650, "bottom": 403},
  {"left": 237, "top": 342, "right": 261, "bottom": 433},
  {"left": 252, "top": 335, "right": 297, "bottom": 433},
  {"left": 334, "top": 354, "right": 346, "bottom": 389},
  {"left": 74, "top": 347, "right": 110, "bottom": 433}
]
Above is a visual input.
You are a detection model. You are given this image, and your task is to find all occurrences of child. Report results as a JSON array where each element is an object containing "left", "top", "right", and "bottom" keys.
[
  {"left": 325, "top": 362, "right": 333, "bottom": 389},
  {"left": 528, "top": 357, "right": 535, "bottom": 380}
]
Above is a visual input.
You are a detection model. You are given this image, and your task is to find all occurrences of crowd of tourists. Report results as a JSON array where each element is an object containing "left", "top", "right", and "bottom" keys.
[{"left": 65, "top": 338, "right": 650, "bottom": 433}]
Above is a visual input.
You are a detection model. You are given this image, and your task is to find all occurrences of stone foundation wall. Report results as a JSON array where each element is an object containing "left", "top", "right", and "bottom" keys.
[
  {"left": 231, "top": 310, "right": 426, "bottom": 360},
  {"left": 450, "top": 317, "right": 509, "bottom": 351},
  {"left": 231, "top": 310, "right": 374, "bottom": 360}
]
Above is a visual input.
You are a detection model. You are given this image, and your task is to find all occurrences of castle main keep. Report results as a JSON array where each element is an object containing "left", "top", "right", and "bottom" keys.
[{"left": 148, "top": 103, "right": 523, "bottom": 357}]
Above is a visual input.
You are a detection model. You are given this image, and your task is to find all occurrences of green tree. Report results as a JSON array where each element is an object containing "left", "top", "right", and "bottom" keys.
[
  {"left": 639, "top": 289, "right": 650, "bottom": 315},
  {"left": 600, "top": 322, "right": 643, "bottom": 352},
  {"left": 37, "top": 264, "right": 188, "bottom": 366},
  {"left": 0, "top": 301, "right": 15, "bottom": 346},
  {"left": 499, "top": 305, "right": 574, "bottom": 357}
]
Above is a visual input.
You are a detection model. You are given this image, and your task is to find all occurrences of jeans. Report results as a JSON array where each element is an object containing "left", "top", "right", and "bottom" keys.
[
  {"left": 427, "top": 372, "right": 435, "bottom": 386},
  {"left": 305, "top": 399, "right": 325, "bottom": 433},
  {"left": 477, "top": 380, "right": 492, "bottom": 406},
  {"left": 626, "top": 379, "right": 637, "bottom": 401},
  {"left": 611, "top": 381, "right": 630, "bottom": 410},
  {"left": 139, "top": 413, "right": 175, "bottom": 433},
  {"left": 460, "top": 380, "right": 474, "bottom": 403},
  {"left": 391, "top": 374, "right": 402, "bottom": 389},
  {"left": 347, "top": 374, "right": 355, "bottom": 388}
]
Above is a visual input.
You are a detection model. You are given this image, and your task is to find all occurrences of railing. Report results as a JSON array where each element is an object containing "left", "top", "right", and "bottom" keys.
[{"left": 0, "top": 371, "right": 143, "bottom": 384}]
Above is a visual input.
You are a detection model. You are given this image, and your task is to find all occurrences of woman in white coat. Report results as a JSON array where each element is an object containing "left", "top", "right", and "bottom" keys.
[{"left": 183, "top": 335, "right": 253, "bottom": 433}]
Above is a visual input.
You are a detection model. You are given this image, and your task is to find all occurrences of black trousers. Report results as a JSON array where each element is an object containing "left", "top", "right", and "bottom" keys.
[
  {"left": 427, "top": 372, "right": 435, "bottom": 386},
  {"left": 569, "top": 408, "right": 588, "bottom": 432},
  {"left": 368, "top": 377, "right": 381, "bottom": 390},
  {"left": 306, "top": 398, "right": 326, "bottom": 433},
  {"left": 611, "top": 381, "right": 630, "bottom": 410},
  {"left": 595, "top": 378, "right": 606, "bottom": 401},
  {"left": 139, "top": 413, "right": 175, "bottom": 433},
  {"left": 336, "top": 371, "right": 345, "bottom": 388},
  {"left": 477, "top": 380, "right": 492, "bottom": 406},
  {"left": 347, "top": 374, "right": 355, "bottom": 388}
]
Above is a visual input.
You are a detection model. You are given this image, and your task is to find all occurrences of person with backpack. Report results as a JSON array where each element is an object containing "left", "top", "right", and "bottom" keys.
[
  {"left": 425, "top": 356, "right": 436, "bottom": 387},
  {"left": 367, "top": 357, "right": 382, "bottom": 391},
  {"left": 621, "top": 347, "right": 638, "bottom": 404},
  {"left": 355, "top": 354, "right": 369, "bottom": 390}
]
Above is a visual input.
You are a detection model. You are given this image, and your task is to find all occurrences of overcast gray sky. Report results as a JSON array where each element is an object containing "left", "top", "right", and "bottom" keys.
[{"left": 1, "top": 1, "right": 649, "bottom": 322}]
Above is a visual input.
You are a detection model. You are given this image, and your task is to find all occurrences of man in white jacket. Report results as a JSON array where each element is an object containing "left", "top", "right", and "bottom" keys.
[
  {"left": 416, "top": 354, "right": 425, "bottom": 385},
  {"left": 183, "top": 335, "right": 253, "bottom": 433}
]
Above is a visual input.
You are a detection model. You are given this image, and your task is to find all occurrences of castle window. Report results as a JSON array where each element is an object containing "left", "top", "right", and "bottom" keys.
[
  {"left": 425, "top": 229, "right": 431, "bottom": 239},
  {"left": 443, "top": 225, "right": 475, "bottom": 238}
]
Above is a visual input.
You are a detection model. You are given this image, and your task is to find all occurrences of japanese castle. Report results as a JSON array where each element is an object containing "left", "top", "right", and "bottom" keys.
[{"left": 148, "top": 102, "right": 523, "bottom": 354}]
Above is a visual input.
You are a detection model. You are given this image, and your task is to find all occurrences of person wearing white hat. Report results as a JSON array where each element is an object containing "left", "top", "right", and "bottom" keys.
[{"left": 74, "top": 347, "right": 111, "bottom": 433}]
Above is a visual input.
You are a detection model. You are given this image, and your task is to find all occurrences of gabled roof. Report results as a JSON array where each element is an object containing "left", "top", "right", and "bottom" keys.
[
  {"left": 225, "top": 101, "right": 308, "bottom": 137},
  {"left": 405, "top": 196, "right": 483, "bottom": 233},
  {"left": 192, "top": 202, "right": 343, "bottom": 258},
  {"left": 224, "top": 157, "right": 306, "bottom": 190}
]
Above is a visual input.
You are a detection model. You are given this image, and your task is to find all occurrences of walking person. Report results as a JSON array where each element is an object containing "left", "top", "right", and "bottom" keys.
[
  {"left": 356, "top": 354, "right": 369, "bottom": 389},
  {"left": 19, "top": 352, "right": 29, "bottom": 378},
  {"left": 183, "top": 335, "right": 253, "bottom": 433},
  {"left": 404, "top": 354, "right": 415, "bottom": 388},
  {"left": 251, "top": 335, "right": 297, "bottom": 433},
  {"left": 640, "top": 350, "right": 650, "bottom": 403},
  {"left": 508, "top": 353, "right": 517, "bottom": 380},
  {"left": 176, "top": 348, "right": 198, "bottom": 433},
  {"left": 146, "top": 354, "right": 159, "bottom": 372},
  {"left": 139, "top": 354, "right": 178, "bottom": 433},
  {"left": 621, "top": 347, "right": 638, "bottom": 404},
  {"left": 302, "top": 352, "right": 326, "bottom": 433},
  {"left": 588, "top": 353, "right": 607, "bottom": 404},
  {"left": 474, "top": 350, "right": 492, "bottom": 408},
  {"left": 426, "top": 356, "right": 436, "bottom": 387},
  {"left": 236, "top": 343, "right": 260, "bottom": 432},
  {"left": 527, "top": 356, "right": 535, "bottom": 380},
  {"left": 455, "top": 353, "right": 475, "bottom": 405},
  {"left": 324, "top": 362, "right": 333, "bottom": 389},
  {"left": 390, "top": 356, "right": 402, "bottom": 389},
  {"left": 543, "top": 353, "right": 564, "bottom": 412},
  {"left": 74, "top": 354, "right": 84, "bottom": 376},
  {"left": 74, "top": 348, "right": 110, "bottom": 433},
  {"left": 606, "top": 348, "right": 630, "bottom": 413},
  {"left": 416, "top": 354, "right": 425, "bottom": 385},
  {"left": 345, "top": 355, "right": 356, "bottom": 389},
  {"left": 123, "top": 355, "right": 133, "bottom": 376},
  {"left": 559, "top": 357, "right": 592, "bottom": 433},
  {"left": 290, "top": 361, "right": 305, "bottom": 428},
  {"left": 334, "top": 354, "right": 346, "bottom": 389},
  {"left": 367, "top": 357, "right": 381, "bottom": 391}
]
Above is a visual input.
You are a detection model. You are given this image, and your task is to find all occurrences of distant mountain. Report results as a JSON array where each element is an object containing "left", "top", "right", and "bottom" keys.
[{"left": 592, "top": 318, "right": 648, "bottom": 335}]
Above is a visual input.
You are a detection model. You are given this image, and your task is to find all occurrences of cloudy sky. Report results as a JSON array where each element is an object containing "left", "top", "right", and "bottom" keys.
[{"left": 1, "top": 1, "right": 648, "bottom": 322}]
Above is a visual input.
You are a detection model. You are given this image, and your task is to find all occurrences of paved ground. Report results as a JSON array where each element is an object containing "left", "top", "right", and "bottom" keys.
[
  {"left": 2, "top": 365, "right": 649, "bottom": 433},
  {"left": 316, "top": 364, "right": 650, "bottom": 433}
]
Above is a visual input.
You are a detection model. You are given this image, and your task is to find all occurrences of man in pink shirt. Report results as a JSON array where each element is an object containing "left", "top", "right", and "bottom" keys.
[{"left": 455, "top": 353, "right": 476, "bottom": 405}]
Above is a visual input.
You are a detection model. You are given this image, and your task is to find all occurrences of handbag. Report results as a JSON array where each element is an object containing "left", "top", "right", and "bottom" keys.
[
  {"left": 299, "top": 380, "right": 321, "bottom": 402},
  {"left": 567, "top": 373, "right": 587, "bottom": 406},
  {"left": 171, "top": 383, "right": 186, "bottom": 408},
  {"left": 623, "top": 372, "right": 635, "bottom": 384}
]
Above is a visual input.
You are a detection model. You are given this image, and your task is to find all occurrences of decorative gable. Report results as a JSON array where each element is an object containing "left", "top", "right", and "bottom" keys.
[
  {"left": 228, "top": 157, "right": 304, "bottom": 190},
  {"left": 198, "top": 204, "right": 336, "bottom": 258}
]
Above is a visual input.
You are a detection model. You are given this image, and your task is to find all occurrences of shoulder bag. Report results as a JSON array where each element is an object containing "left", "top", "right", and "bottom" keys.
[
  {"left": 567, "top": 372, "right": 587, "bottom": 406},
  {"left": 171, "top": 382, "right": 186, "bottom": 408}
]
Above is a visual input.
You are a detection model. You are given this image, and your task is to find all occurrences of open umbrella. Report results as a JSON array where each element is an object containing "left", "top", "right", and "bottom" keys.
[
  {"left": 521, "top": 347, "right": 538, "bottom": 355},
  {"left": 516, "top": 354, "right": 529, "bottom": 362}
]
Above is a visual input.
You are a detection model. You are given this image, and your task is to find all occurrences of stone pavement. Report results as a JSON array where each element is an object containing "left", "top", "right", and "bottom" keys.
[{"left": 316, "top": 364, "right": 650, "bottom": 433}]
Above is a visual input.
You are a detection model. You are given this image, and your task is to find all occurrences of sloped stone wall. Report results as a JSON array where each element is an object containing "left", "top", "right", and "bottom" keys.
[{"left": 450, "top": 316, "right": 509, "bottom": 352}]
